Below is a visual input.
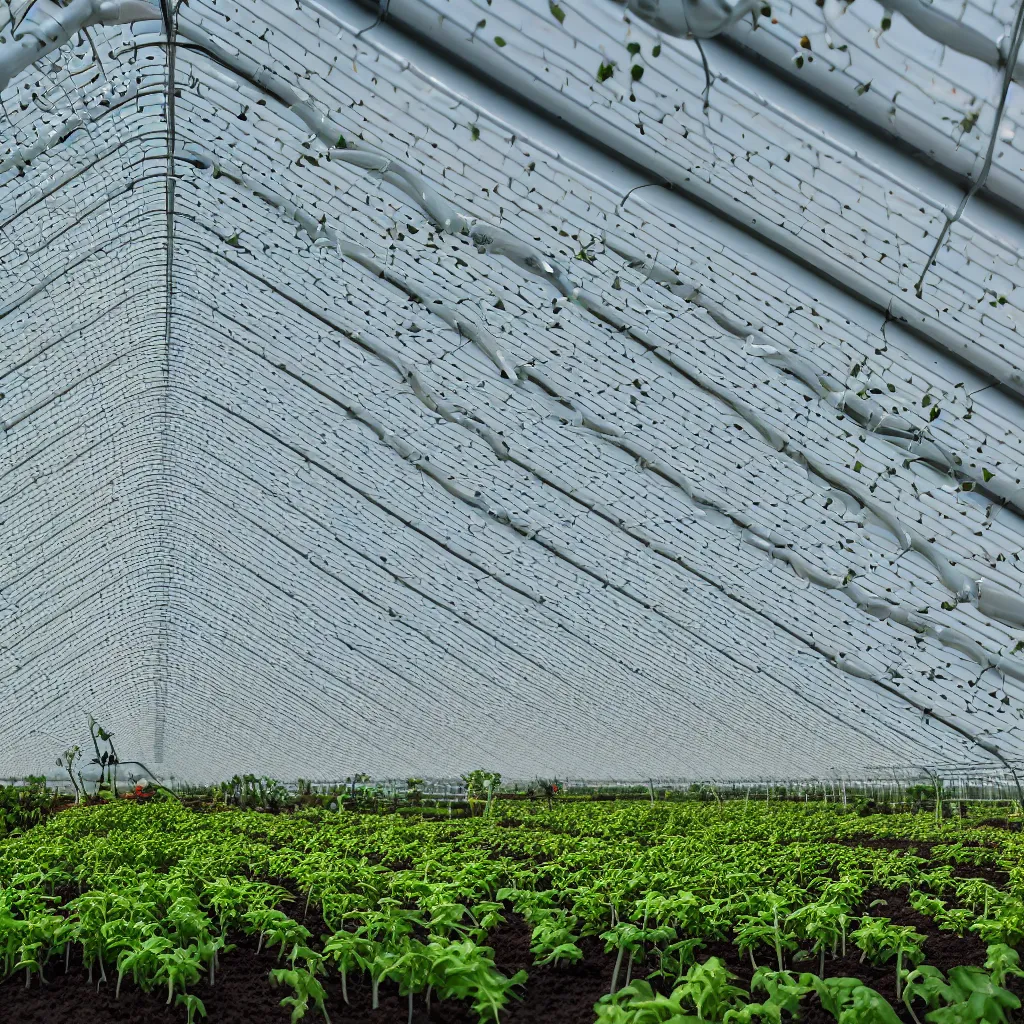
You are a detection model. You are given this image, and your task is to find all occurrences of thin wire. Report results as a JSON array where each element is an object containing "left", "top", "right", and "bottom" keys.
[
  {"left": 356, "top": 0, "right": 390, "bottom": 36},
  {"left": 694, "top": 37, "right": 712, "bottom": 114},
  {"left": 914, "top": 1, "right": 1024, "bottom": 298}
]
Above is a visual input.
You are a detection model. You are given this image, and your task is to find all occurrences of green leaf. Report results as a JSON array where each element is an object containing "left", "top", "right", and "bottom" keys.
[
  {"left": 549, "top": 1, "right": 565, "bottom": 23},
  {"left": 627, "top": 42, "right": 641, "bottom": 56},
  {"left": 930, "top": 405, "right": 941, "bottom": 421},
  {"left": 983, "top": 468, "right": 995, "bottom": 482},
  {"left": 652, "top": 44, "right": 661, "bottom": 57},
  {"left": 494, "top": 36, "right": 506, "bottom": 47},
  {"left": 631, "top": 64, "right": 644, "bottom": 81},
  {"left": 597, "top": 61, "right": 615, "bottom": 82}
]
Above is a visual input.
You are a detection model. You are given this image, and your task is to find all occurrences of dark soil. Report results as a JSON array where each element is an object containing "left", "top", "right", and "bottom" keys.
[
  {"left": 836, "top": 836, "right": 935, "bottom": 853},
  {"left": 4, "top": 935, "right": 295, "bottom": 1024},
  {"left": 952, "top": 863, "right": 1010, "bottom": 886},
  {"left": 832, "top": 835, "right": 1009, "bottom": 884},
  {"left": 978, "top": 818, "right": 1022, "bottom": 831}
]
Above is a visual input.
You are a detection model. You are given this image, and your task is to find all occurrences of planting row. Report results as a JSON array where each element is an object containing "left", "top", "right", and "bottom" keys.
[{"left": 1, "top": 800, "right": 1023, "bottom": 1022}]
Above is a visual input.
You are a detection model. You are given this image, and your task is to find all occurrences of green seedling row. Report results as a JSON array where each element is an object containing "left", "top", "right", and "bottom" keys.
[{"left": 2, "top": 800, "right": 1024, "bottom": 1022}]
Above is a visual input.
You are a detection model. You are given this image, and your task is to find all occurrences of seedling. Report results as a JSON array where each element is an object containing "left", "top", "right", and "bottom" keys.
[{"left": 270, "top": 965, "right": 331, "bottom": 1023}]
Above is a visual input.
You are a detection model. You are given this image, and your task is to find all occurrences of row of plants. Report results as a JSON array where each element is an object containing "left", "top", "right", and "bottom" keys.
[
  {"left": 0, "top": 777, "right": 67, "bottom": 837},
  {"left": 2, "top": 798, "right": 1023, "bottom": 1021},
  {"left": 595, "top": 949, "right": 1024, "bottom": 1024}
]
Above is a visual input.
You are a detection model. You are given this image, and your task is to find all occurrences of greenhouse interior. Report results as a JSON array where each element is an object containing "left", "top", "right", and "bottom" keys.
[{"left": 5, "top": 0, "right": 1024, "bottom": 1020}]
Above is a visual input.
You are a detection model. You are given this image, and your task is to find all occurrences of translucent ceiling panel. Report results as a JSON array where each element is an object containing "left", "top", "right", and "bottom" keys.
[
  {"left": 2, "top": 0, "right": 1023, "bottom": 780},
  {"left": 1, "top": 6, "right": 170, "bottom": 771}
]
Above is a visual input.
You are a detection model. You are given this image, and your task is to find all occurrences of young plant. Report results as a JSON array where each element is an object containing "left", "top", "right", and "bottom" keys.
[
  {"left": 529, "top": 911, "right": 584, "bottom": 966},
  {"left": 926, "top": 965, "right": 1021, "bottom": 1024},
  {"left": 734, "top": 902, "right": 799, "bottom": 973},
  {"left": 597, "top": 960, "right": 747, "bottom": 1022},
  {"left": 750, "top": 967, "right": 815, "bottom": 1017},
  {"left": 176, "top": 993, "right": 208, "bottom": 1024},
  {"left": 322, "top": 930, "right": 376, "bottom": 1004},
  {"left": 116, "top": 935, "right": 174, "bottom": 998},
  {"left": 901, "top": 965, "right": 951, "bottom": 1024},
  {"left": 269, "top": 964, "right": 331, "bottom": 1023},
  {"left": 805, "top": 975, "right": 901, "bottom": 1023},
  {"left": 55, "top": 746, "right": 82, "bottom": 804},
  {"left": 850, "top": 916, "right": 927, "bottom": 998},
  {"left": 462, "top": 771, "right": 501, "bottom": 816},
  {"left": 600, "top": 921, "right": 645, "bottom": 995},
  {"left": 426, "top": 938, "right": 527, "bottom": 1024},
  {"left": 156, "top": 944, "right": 203, "bottom": 1005},
  {"left": 984, "top": 943, "right": 1024, "bottom": 988}
]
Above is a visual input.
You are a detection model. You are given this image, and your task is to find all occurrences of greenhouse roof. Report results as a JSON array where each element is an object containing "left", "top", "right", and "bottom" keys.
[{"left": 4, "top": 0, "right": 1024, "bottom": 781}]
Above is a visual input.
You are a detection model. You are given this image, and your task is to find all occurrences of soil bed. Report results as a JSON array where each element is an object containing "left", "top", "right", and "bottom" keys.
[
  {"left": 1, "top": 891, "right": 1000, "bottom": 1024},
  {"left": 0, "top": 917, "right": 615, "bottom": 1024},
  {"left": 3, "top": 816, "right": 1019, "bottom": 1024}
]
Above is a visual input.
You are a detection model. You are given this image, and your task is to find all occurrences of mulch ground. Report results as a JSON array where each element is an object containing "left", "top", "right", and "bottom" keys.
[{"left": 1, "top": 833, "right": 1015, "bottom": 1024}]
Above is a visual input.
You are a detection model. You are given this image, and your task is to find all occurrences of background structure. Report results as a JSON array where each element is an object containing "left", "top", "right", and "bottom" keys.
[{"left": 4, "top": 0, "right": 1024, "bottom": 781}]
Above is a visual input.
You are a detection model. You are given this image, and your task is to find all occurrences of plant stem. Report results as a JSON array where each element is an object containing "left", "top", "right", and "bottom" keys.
[{"left": 610, "top": 945, "right": 625, "bottom": 995}]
